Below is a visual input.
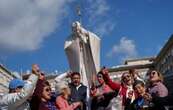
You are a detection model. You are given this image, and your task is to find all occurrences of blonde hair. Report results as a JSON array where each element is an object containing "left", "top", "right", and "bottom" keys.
[{"left": 156, "top": 71, "right": 164, "bottom": 82}]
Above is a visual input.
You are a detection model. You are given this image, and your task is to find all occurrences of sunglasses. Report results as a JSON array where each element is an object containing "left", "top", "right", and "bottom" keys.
[
  {"left": 123, "top": 75, "right": 130, "bottom": 79},
  {"left": 17, "top": 86, "right": 24, "bottom": 89},
  {"left": 45, "top": 88, "right": 51, "bottom": 92},
  {"left": 40, "top": 73, "right": 45, "bottom": 76},
  {"left": 97, "top": 75, "right": 103, "bottom": 78},
  {"left": 150, "top": 71, "right": 157, "bottom": 75}
]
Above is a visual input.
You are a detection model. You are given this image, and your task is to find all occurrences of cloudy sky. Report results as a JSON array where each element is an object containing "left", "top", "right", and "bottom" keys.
[{"left": 0, "top": 0, "right": 173, "bottom": 73}]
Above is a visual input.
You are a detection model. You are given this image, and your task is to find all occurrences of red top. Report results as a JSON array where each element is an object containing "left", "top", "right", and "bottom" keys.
[
  {"left": 102, "top": 72, "right": 137, "bottom": 106},
  {"left": 56, "top": 95, "right": 80, "bottom": 110}
]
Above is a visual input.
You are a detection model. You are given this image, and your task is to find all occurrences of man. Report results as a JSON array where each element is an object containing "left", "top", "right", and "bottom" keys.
[
  {"left": 0, "top": 64, "right": 40, "bottom": 110},
  {"left": 68, "top": 72, "right": 87, "bottom": 110}
]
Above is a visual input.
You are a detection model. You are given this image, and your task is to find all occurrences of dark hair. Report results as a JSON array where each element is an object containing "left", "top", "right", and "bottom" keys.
[
  {"left": 71, "top": 72, "right": 80, "bottom": 77},
  {"left": 121, "top": 72, "right": 132, "bottom": 83},
  {"left": 9, "top": 89, "right": 15, "bottom": 93},
  {"left": 133, "top": 80, "right": 145, "bottom": 89},
  {"left": 97, "top": 72, "right": 103, "bottom": 76},
  {"left": 129, "top": 69, "right": 135, "bottom": 74},
  {"left": 42, "top": 80, "right": 50, "bottom": 87},
  {"left": 30, "top": 80, "right": 50, "bottom": 110},
  {"left": 97, "top": 71, "right": 108, "bottom": 82}
]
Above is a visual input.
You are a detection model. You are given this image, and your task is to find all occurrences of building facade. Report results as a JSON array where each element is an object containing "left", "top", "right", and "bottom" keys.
[
  {"left": 0, "top": 64, "right": 18, "bottom": 93},
  {"left": 109, "top": 35, "right": 173, "bottom": 95},
  {"left": 46, "top": 74, "right": 59, "bottom": 92},
  {"left": 108, "top": 57, "right": 155, "bottom": 82},
  {"left": 155, "top": 35, "right": 173, "bottom": 94}
]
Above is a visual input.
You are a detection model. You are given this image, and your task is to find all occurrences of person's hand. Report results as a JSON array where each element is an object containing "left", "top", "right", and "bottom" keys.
[
  {"left": 97, "top": 94, "right": 105, "bottom": 101},
  {"left": 39, "top": 72, "right": 45, "bottom": 80},
  {"left": 128, "top": 91, "right": 133, "bottom": 99},
  {"left": 90, "top": 88, "right": 97, "bottom": 96},
  {"left": 143, "top": 93, "right": 152, "bottom": 101},
  {"left": 66, "top": 71, "right": 72, "bottom": 78},
  {"left": 72, "top": 101, "right": 82, "bottom": 108},
  {"left": 101, "top": 67, "right": 109, "bottom": 75},
  {"left": 79, "top": 101, "right": 83, "bottom": 109},
  {"left": 32, "top": 64, "right": 40, "bottom": 76}
]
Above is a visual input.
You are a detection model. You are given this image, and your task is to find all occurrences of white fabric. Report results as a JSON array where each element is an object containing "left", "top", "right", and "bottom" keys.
[
  {"left": 0, "top": 74, "right": 38, "bottom": 110},
  {"left": 64, "top": 21, "right": 100, "bottom": 87},
  {"left": 65, "top": 21, "right": 100, "bottom": 110},
  {"left": 109, "top": 87, "right": 123, "bottom": 110},
  {"left": 125, "top": 85, "right": 135, "bottom": 103},
  {"left": 106, "top": 97, "right": 121, "bottom": 110},
  {"left": 76, "top": 84, "right": 82, "bottom": 90},
  {"left": 54, "top": 72, "right": 68, "bottom": 83}
]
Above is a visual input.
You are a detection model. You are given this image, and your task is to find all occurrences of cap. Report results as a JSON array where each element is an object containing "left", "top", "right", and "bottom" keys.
[{"left": 9, "top": 79, "right": 25, "bottom": 89}]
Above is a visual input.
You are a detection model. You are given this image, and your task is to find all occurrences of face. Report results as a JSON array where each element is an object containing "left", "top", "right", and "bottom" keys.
[
  {"left": 63, "top": 87, "right": 71, "bottom": 96},
  {"left": 97, "top": 74, "right": 105, "bottom": 85},
  {"left": 134, "top": 84, "right": 145, "bottom": 96},
  {"left": 39, "top": 73, "right": 45, "bottom": 80},
  {"left": 42, "top": 86, "right": 52, "bottom": 101},
  {"left": 72, "top": 74, "right": 81, "bottom": 86},
  {"left": 122, "top": 73, "right": 132, "bottom": 85},
  {"left": 149, "top": 71, "right": 160, "bottom": 82},
  {"left": 14, "top": 86, "right": 23, "bottom": 93}
]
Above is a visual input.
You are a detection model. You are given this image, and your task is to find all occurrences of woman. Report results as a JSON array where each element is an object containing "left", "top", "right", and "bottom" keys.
[
  {"left": 30, "top": 79, "right": 57, "bottom": 110},
  {"left": 126, "top": 80, "right": 153, "bottom": 110},
  {"left": 91, "top": 72, "right": 113, "bottom": 96},
  {"left": 90, "top": 72, "right": 117, "bottom": 110},
  {"left": 147, "top": 70, "right": 168, "bottom": 97},
  {"left": 55, "top": 81, "right": 81, "bottom": 110},
  {"left": 129, "top": 80, "right": 167, "bottom": 110},
  {"left": 101, "top": 68, "right": 137, "bottom": 110}
]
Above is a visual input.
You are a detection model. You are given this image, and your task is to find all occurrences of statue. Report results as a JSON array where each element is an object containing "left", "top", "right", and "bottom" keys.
[{"left": 64, "top": 21, "right": 100, "bottom": 88}]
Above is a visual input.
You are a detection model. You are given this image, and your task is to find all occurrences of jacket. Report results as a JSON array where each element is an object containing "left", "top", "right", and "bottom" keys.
[
  {"left": 0, "top": 74, "right": 38, "bottom": 110},
  {"left": 149, "top": 81, "right": 168, "bottom": 97},
  {"left": 68, "top": 83, "right": 87, "bottom": 110}
]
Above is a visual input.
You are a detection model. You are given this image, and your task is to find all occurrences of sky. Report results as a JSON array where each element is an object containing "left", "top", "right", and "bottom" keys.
[{"left": 0, "top": 0, "right": 173, "bottom": 74}]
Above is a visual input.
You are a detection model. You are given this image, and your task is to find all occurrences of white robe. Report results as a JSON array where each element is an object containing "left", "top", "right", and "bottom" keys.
[{"left": 64, "top": 21, "right": 100, "bottom": 87}]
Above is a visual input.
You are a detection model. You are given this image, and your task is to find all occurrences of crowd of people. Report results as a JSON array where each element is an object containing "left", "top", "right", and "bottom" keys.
[{"left": 0, "top": 64, "right": 172, "bottom": 110}]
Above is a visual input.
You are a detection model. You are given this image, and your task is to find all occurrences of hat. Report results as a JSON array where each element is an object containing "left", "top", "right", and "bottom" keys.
[{"left": 9, "top": 79, "right": 25, "bottom": 89}]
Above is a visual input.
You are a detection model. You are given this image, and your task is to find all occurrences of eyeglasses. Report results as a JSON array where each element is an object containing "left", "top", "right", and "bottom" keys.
[
  {"left": 45, "top": 88, "right": 51, "bottom": 92},
  {"left": 97, "top": 75, "right": 103, "bottom": 78},
  {"left": 123, "top": 75, "right": 130, "bottom": 79},
  {"left": 72, "top": 77, "right": 80, "bottom": 80},
  {"left": 150, "top": 71, "right": 157, "bottom": 75}
]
